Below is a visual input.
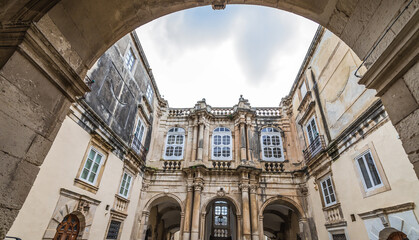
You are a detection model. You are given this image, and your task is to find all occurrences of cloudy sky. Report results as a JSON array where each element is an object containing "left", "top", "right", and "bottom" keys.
[{"left": 136, "top": 5, "right": 318, "bottom": 107}]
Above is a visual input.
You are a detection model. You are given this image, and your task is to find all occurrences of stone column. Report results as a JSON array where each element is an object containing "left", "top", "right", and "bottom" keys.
[
  {"left": 182, "top": 184, "right": 194, "bottom": 240},
  {"left": 179, "top": 212, "right": 185, "bottom": 238},
  {"left": 197, "top": 122, "right": 204, "bottom": 161},
  {"left": 184, "top": 124, "right": 193, "bottom": 162},
  {"left": 137, "top": 211, "right": 150, "bottom": 240},
  {"left": 298, "top": 218, "right": 312, "bottom": 240},
  {"left": 249, "top": 185, "right": 259, "bottom": 240},
  {"left": 191, "top": 123, "right": 198, "bottom": 161},
  {"left": 240, "top": 182, "right": 251, "bottom": 240},
  {"left": 203, "top": 123, "right": 209, "bottom": 162},
  {"left": 190, "top": 179, "right": 203, "bottom": 239},
  {"left": 258, "top": 216, "right": 264, "bottom": 240},
  {"left": 246, "top": 123, "right": 254, "bottom": 162},
  {"left": 237, "top": 214, "right": 242, "bottom": 239},
  {"left": 240, "top": 122, "right": 247, "bottom": 162}
]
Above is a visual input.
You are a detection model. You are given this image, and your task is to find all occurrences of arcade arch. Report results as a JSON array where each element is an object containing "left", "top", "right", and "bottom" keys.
[{"left": 142, "top": 195, "right": 183, "bottom": 240}]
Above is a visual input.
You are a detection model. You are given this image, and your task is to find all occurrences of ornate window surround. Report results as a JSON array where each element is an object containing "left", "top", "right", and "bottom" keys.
[
  {"left": 211, "top": 127, "right": 233, "bottom": 161},
  {"left": 163, "top": 127, "right": 185, "bottom": 160}
]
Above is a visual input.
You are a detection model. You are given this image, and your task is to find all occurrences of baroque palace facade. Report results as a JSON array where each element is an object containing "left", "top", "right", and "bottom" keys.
[{"left": 6, "top": 27, "right": 419, "bottom": 240}]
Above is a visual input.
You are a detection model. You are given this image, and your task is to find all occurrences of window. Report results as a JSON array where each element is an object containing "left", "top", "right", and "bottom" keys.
[
  {"left": 106, "top": 220, "right": 122, "bottom": 239},
  {"left": 118, "top": 172, "right": 132, "bottom": 198},
  {"left": 164, "top": 127, "right": 185, "bottom": 160},
  {"left": 331, "top": 234, "right": 347, "bottom": 240},
  {"left": 260, "top": 127, "right": 284, "bottom": 161},
  {"left": 79, "top": 147, "right": 104, "bottom": 185},
  {"left": 145, "top": 84, "right": 153, "bottom": 104},
  {"left": 212, "top": 127, "right": 232, "bottom": 160},
  {"left": 132, "top": 118, "right": 145, "bottom": 153},
  {"left": 124, "top": 48, "right": 136, "bottom": 72},
  {"left": 300, "top": 80, "right": 308, "bottom": 99},
  {"left": 305, "top": 116, "right": 319, "bottom": 144},
  {"left": 320, "top": 176, "right": 337, "bottom": 207},
  {"left": 355, "top": 150, "right": 383, "bottom": 191},
  {"left": 214, "top": 201, "right": 228, "bottom": 226}
]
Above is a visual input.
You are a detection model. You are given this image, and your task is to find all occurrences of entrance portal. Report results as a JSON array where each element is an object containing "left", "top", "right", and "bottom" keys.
[
  {"left": 205, "top": 199, "right": 237, "bottom": 240},
  {"left": 262, "top": 202, "right": 300, "bottom": 240},
  {"left": 145, "top": 197, "right": 182, "bottom": 240}
]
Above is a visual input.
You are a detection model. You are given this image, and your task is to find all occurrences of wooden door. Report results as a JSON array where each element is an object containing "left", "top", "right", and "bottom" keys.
[
  {"left": 387, "top": 232, "right": 408, "bottom": 240},
  {"left": 53, "top": 214, "right": 80, "bottom": 240}
]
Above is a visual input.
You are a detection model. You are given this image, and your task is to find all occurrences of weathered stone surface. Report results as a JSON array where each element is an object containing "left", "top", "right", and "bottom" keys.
[
  {"left": 381, "top": 78, "right": 418, "bottom": 125},
  {"left": 395, "top": 108, "right": 419, "bottom": 154},
  {"left": 0, "top": 208, "right": 19, "bottom": 239},
  {"left": 403, "top": 61, "right": 419, "bottom": 102}
]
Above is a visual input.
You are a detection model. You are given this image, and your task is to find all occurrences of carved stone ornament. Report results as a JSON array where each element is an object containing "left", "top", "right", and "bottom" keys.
[
  {"left": 77, "top": 199, "right": 90, "bottom": 213},
  {"left": 217, "top": 188, "right": 226, "bottom": 197}
]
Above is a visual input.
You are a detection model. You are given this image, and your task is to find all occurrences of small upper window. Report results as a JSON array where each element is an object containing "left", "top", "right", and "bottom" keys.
[
  {"left": 164, "top": 127, "right": 185, "bottom": 160},
  {"left": 132, "top": 118, "right": 146, "bottom": 153},
  {"left": 124, "top": 48, "right": 136, "bottom": 72},
  {"left": 119, "top": 172, "right": 132, "bottom": 198},
  {"left": 355, "top": 150, "right": 383, "bottom": 191},
  {"left": 212, "top": 127, "right": 232, "bottom": 160},
  {"left": 80, "top": 147, "right": 104, "bottom": 185},
  {"left": 145, "top": 84, "right": 153, "bottom": 104},
  {"left": 260, "top": 127, "right": 284, "bottom": 161},
  {"left": 305, "top": 116, "right": 319, "bottom": 144},
  {"left": 320, "top": 175, "right": 337, "bottom": 207},
  {"left": 214, "top": 201, "right": 228, "bottom": 226},
  {"left": 300, "top": 80, "right": 307, "bottom": 99}
]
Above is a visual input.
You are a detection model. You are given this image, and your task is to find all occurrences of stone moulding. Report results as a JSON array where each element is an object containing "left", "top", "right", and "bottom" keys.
[
  {"left": 18, "top": 23, "right": 90, "bottom": 101},
  {"left": 358, "top": 9, "right": 419, "bottom": 96},
  {"left": 358, "top": 202, "right": 415, "bottom": 220}
]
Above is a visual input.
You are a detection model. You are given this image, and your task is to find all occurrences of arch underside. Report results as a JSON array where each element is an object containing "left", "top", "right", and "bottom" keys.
[{"left": 1, "top": 0, "right": 407, "bottom": 73}]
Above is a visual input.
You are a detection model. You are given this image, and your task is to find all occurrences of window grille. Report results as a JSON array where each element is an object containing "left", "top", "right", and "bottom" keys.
[{"left": 106, "top": 220, "right": 121, "bottom": 239}]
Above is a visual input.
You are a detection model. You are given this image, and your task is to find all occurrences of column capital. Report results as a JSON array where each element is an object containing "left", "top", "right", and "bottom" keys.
[
  {"left": 239, "top": 183, "right": 250, "bottom": 192},
  {"left": 249, "top": 184, "right": 258, "bottom": 194}
]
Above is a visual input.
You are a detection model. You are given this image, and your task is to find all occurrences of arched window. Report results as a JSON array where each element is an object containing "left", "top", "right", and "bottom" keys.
[
  {"left": 212, "top": 127, "right": 232, "bottom": 160},
  {"left": 260, "top": 127, "right": 284, "bottom": 161},
  {"left": 164, "top": 127, "right": 185, "bottom": 160},
  {"left": 53, "top": 214, "right": 80, "bottom": 240}
]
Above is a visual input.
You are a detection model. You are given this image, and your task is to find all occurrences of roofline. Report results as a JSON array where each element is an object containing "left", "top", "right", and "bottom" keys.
[
  {"left": 130, "top": 31, "right": 166, "bottom": 104},
  {"left": 286, "top": 25, "right": 325, "bottom": 99}
]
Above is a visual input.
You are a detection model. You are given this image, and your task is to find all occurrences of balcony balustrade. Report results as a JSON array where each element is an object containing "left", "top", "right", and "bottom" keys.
[
  {"left": 303, "top": 135, "right": 326, "bottom": 162},
  {"left": 131, "top": 138, "right": 148, "bottom": 162}
]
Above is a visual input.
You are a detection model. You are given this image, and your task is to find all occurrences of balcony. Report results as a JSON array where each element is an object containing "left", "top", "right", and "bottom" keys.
[
  {"left": 323, "top": 203, "right": 346, "bottom": 228},
  {"left": 303, "top": 135, "right": 326, "bottom": 162},
  {"left": 131, "top": 138, "right": 148, "bottom": 162},
  {"left": 113, "top": 194, "right": 129, "bottom": 214}
]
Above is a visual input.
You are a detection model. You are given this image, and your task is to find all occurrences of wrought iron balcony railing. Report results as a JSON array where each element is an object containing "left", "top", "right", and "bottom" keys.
[
  {"left": 303, "top": 135, "right": 326, "bottom": 162},
  {"left": 131, "top": 138, "right": 148, "bottom": 162}
]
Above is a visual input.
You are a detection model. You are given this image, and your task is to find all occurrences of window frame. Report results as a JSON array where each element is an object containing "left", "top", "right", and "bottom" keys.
[
  {"left": 124, "top": 47, "right": 136, "bottom": 72},
  {"left": 319, "top": 175, "right": 337, "bottom": 207},
  {"left": 79, "top": 146, "right": 104, "bottom": 185},
  {"left": 355, "top": 150, "right": 384, "bottom": 192},
  {"left": 145, "top": 84, "right": 153, "bottom": 104},
  {"left": 260, "top": 127, "right": 285, "bottom": 162},
  {"left": 211, "top": 127, "right": 233, "bottom": 161},
  {"left": 163, "top": 127, "right": 185, "bottom": 160},
  {"left": 328, "top": 228, "right": 349, "bottom": 240},
  {"left": 133, "top": 118, "right": 146, "bottom": 145},
  {"left": 305, "top": 116, "right": 319, "bottom": 144},
  {"left": 118, "top": 171, "right": 133, "bottom": 199},
  {"left": 300, "top": 80, "right": 308, "bottom": 100}
]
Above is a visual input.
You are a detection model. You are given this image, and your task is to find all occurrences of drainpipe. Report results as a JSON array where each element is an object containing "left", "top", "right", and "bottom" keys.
[{"left": 309, "top": 68, "right": 331, "bottom": 143}]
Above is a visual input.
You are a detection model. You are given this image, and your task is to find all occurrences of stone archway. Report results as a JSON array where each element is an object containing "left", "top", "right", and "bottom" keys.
[
  {"left": 139, "top": 195, "right": 183, "bottom": 240},
  {"left": 259, "top": 196, "right": 309, "bottom": 240},
  {"left": 0, "top": 0, "right": 418, "bottom": 237}
]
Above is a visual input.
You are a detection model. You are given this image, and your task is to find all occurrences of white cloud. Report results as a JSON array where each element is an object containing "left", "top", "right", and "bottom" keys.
[{"left": 136, "top": 5, "right": 318, "bottom": 107}]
